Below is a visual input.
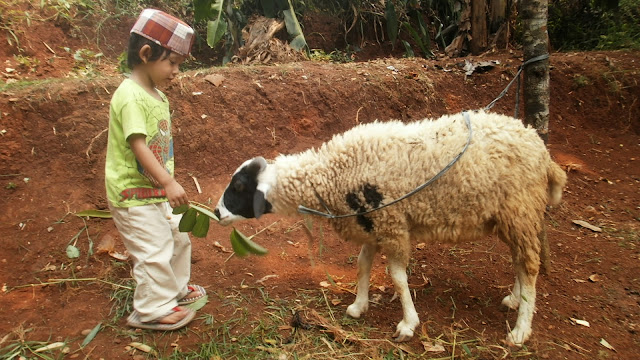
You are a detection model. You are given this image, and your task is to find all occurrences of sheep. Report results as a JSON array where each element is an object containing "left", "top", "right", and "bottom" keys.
[{"left": 213, "top": 109, "right": 567, "bottom": 345}]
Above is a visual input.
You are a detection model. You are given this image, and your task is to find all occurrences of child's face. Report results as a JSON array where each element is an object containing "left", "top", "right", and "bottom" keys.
[{"left": 147, "top": 51, "right": 186, "bottom": 88}]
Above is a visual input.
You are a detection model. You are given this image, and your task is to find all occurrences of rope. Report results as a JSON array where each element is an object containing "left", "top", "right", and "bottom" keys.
[
  {"left": 296, "top": 54, "right": 549, "bottom": 219},
  {"left": 484, "top": 53, "right": 549, "bottom": 117},
  {"left": 297, "top": 111, "right": 473, "bottom": 219}
]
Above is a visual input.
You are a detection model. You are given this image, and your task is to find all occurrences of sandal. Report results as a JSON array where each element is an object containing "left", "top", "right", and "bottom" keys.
[
  {"left": 126, "top": 306, "right": 195, "bottom": 331},
  {"left": 178, "top": 284, "right": 207, "bottom": 305}
]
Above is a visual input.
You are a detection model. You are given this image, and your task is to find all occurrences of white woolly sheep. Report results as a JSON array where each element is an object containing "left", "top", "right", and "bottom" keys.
[{"left": 213, "top": 110, "right": 567, "bottom": 345}]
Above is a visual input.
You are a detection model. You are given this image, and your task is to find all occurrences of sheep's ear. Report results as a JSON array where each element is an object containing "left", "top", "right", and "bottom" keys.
[
  {"left": 253, "top": 190, "right": 267, "bottom": 219},
  {"left": 250, "top": 156, "right": 269, "bottom": 218},
  {"left": 247, "top": 156, "right": 267, "bottom": 176}
]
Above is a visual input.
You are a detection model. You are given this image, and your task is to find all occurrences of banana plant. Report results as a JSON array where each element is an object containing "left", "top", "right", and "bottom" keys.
[
  {"left": 385, "top": 0, "right": 434, "bottom": 58},
  {"left": 276, "top": 0, "right": 308, "bottom": 52},
  {"left": 193, "top": 0, "right": 308, "bottom": 63},
  {"left": 194, "top": 0, "right": 244, "bottom": 64}
]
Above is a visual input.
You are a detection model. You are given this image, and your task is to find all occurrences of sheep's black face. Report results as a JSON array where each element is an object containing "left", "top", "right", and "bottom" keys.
[{"left": 215, "top": 157, "right": 272, "bottom": 226}]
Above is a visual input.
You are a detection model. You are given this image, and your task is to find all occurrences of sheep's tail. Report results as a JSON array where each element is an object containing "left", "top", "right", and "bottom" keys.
[
  {"left": 540, "top": 160, "right": 566, "bottom": 275},
  {"left": 547, "top": 161, "right": 567, "bottom": 205}
]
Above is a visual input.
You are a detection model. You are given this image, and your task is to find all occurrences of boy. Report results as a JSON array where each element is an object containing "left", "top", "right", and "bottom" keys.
[{"left": 105, "top": 9, "right": 205, "bottom": 330}]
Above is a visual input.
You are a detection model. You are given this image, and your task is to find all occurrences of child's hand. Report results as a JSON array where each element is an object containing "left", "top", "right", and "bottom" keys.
[{"left": 164, "top": 179, "right": 189, "bottom": 208}]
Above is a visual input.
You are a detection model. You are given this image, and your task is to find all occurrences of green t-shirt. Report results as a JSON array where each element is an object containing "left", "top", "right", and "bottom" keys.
[{"left": 105, "top": 78, "right": 175, "bottom": 207}]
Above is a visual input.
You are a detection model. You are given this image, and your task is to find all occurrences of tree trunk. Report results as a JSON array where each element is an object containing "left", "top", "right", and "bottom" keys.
[
  {"left": 490, "top": 0, "right": 507, "bottom": 32},
  {"left": 470, "top": 0, "right": 487, "bottom": 54},
  {"left": 520, "top": 0, "right": 550, "bottom": 143}
]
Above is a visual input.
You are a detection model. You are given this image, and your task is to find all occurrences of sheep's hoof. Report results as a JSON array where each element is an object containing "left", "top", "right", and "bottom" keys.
[
  {"left": 506, "top": 327, "right": 531, "bottom": 347},
  {"left": 392, "top": 322, "right": 415, "bottom": 342},
  {"left": 346, "top": 303, "right": 367, "bottom": 318},
  {"left": 501, "top": 294, "right": 520, "bottom": 310}
]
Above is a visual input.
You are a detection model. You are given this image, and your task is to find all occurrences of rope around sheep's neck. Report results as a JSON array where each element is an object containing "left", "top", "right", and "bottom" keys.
[{"left": 297, "top": 111, "right": 473, "bottom": 219}]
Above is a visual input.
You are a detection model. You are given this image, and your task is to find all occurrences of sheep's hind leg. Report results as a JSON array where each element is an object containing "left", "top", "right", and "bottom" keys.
[
  {"left": 501, "top": 274, "right": 521, "bottom": 310},
  {"left": 346, "top": 243, "right": 377, "bottom": 319},
  {"left": 388, "top": 255, "right": 419, "bottom": 342},
  {"left": 507, "top": 263, "right": 537, "bottom": 346},
  {"left": 503, "top": 229, "right": 541, "bottom": 346}
]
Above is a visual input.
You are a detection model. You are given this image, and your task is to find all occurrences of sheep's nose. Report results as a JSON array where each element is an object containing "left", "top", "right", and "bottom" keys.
[{"left": 214, "top": 208, "right": 221, "bottom": 219}]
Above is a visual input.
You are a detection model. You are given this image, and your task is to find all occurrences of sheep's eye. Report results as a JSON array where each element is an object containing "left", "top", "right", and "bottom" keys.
[{"left": 233, "top": 180, "right": 245, "bottom": 192}]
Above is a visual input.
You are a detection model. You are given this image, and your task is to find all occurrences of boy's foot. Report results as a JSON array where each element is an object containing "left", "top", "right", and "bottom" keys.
[
  {"left": 178, "top": 284, "right": 207, "bottom": 305},
  {"left": 157, "top": 306, "right": 192, "bottom": 324},
  {"left": 127, "top": 306, "right": 195, "bottom": 331}
]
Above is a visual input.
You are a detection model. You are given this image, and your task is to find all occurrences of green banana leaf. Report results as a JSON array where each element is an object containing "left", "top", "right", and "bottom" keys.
[
  {"left": 207, "top": 0, "right": 227, "bottom": 48},
  {"left": 280, "top": 0, "right": 308, "bottom": 52},
  {"left": 385, "top": 0, "right": 399, "bottom": 48}
]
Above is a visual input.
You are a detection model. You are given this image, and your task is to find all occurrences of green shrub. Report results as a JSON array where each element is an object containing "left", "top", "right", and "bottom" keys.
[{"left": 549, "top": 0, "right": 640, "bottom": 50}]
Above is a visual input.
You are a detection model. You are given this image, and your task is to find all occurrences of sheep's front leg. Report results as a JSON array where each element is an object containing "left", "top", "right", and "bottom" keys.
[
  {"left": 346, "top": 243, "right": 377, "bottom": 318},
  {"left": 389, "top": 256, "right": 420, "bottom": 342}
]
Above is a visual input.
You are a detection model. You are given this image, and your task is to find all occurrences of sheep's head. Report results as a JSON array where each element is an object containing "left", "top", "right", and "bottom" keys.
[{"left": 214, "top": 156, "right": 273, "bottom": 226}]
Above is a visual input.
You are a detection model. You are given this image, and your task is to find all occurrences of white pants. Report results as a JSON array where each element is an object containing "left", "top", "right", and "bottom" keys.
[{"left": 109, "top": 201, "right": 192, "bottom": 322}]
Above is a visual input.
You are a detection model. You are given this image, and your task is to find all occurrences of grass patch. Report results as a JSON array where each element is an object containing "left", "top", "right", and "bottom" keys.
[
  {"left": 0, "top": 324, "right": 68, "bottom": 359},
  {"left": 108, "top": 276, "right": 135, "bottom": 322},
  {"left": 573, "top": 74, "right": 591, "bottom": 88},
  {"left": 603, "top": 225, "right": 639, "bottom": 249},
  {"left": 0, "top": 78, "right": 68, "bottom": 93}
]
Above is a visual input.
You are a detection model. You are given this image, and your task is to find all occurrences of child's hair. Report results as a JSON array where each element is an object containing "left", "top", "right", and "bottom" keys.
[{"left": 127, "top": 32, "right": 171, "bottom": 69}]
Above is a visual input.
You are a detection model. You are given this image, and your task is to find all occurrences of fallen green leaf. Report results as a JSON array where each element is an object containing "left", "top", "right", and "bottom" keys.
[
  {"left": 81, "top": 322, "right": 102, "bottom": 347},
  {"left": 600, "top": 338, "right": 615, "bottom": 351},
  {"left": 325, "top": 270, "right": 337, "bottom": 286},
  {"left": 462, "top": 343, "right": 471, "bottom": 356},
  {"left": 75, "top": 209, "right": 112, "bottom": 218},
  {"left": 66, "top": 245, "right": 80, "bottom": 258},
  {"left": 34, "top": 342, "right": 65, "bottom": 353},
  {"left": 129, "top": 342, "right": 156, "bottom": 355},
  {"left": 183, "top": 295, "right": 208, "bottom": 311}
]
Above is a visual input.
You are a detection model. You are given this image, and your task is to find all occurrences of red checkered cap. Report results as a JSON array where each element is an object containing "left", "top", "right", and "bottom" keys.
[{"left": 131, "top": 8, "right": 195, "bottom": 57}]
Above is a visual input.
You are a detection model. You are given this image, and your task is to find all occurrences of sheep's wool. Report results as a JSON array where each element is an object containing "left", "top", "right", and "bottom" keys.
[{"left": 271, "top": 110, "right": 560, "bottom": 247}]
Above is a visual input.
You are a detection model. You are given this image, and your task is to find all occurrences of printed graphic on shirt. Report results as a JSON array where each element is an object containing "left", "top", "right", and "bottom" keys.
[
  {"left": 119, "top": 118, "right": 174, "bottom": 201},
  {"left": 136, "top": 119, "right": 174, "bottom": 187},
  {"left": 120, "top": 187, "right": 167, "bottom": 200}
]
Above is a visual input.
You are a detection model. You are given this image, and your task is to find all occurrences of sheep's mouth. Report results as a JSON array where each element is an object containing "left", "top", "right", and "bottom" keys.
[{"left": 215, "top": 212, "right": 247, "bottom": 226}]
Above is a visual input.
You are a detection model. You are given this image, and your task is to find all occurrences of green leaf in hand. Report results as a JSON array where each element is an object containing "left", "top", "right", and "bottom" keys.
[
  {"left": 179, "top": 208, "right": 198, "bottom": 232},
  {"left": 191, "top": 213, "right": 210, "bottom": 238},
  {"left": 172, "top": 204, "right": 189, "bottom": 214}
]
